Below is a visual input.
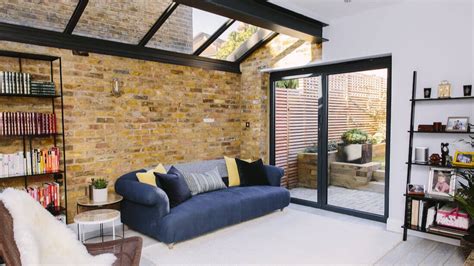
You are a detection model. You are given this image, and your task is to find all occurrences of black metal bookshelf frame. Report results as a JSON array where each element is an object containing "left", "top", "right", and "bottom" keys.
[
  {"left": 0, "top": 50, "right": 67, "bottom": 220},
  {"left": 403, "top": 70, "right": 473, "bottom": 241}
]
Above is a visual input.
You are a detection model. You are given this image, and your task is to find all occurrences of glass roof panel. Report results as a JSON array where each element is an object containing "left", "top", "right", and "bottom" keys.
[
  {"left": 202, "top": 21, "right": 263, "bottom": 61},
  {"left": 0, "top": 0, "right": 78, "bottom": 32},
  {"left": 74, "top": 0, "right": 172, "bottom": 44},
  {"left": 146, "top": 5, "right": 228, "bottom": 54}
]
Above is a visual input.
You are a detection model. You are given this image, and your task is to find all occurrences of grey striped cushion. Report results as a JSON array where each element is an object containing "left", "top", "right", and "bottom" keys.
[{"left": 182, "top": 167, "right": 226, "bottom": 195}]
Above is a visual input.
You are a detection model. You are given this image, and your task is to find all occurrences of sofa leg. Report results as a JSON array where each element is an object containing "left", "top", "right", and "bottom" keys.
[
  {"left": 167, "top": 243, "right": 175, "bottom": 250},
  {"left": 280, "top": 208, "right": 284, "bottom": 212}
]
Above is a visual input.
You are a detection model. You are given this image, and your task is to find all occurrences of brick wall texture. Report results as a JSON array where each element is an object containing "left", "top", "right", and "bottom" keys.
[{"left": 0, "top": 35, "right": 319, "bottom": 221}]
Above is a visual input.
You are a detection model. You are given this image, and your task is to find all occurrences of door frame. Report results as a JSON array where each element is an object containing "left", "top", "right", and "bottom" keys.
[{"left": 269, "top": 55, "right": 392, "bottom": 223}]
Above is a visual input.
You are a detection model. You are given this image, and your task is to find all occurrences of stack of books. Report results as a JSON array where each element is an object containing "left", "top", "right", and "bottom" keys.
[
  {"left": 0, "top": 147, "right": 60, "bottom": 178},
  {"left": 30, "top": 81, "right": 55, "bottom": 96},
  {"left": 0, "top": 112, "right": 57, "bottom": 136},
  {"left": 0, "top": 71, "right": 31, "bottom": 95}
]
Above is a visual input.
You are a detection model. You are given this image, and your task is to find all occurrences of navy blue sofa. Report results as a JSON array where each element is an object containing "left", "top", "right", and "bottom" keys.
[{"left": 115, "top": 159, "right": 290, "bottom": 246}]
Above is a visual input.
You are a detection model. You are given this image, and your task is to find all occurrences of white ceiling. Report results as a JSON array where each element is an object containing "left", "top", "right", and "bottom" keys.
[{"left": 269, "top": 0, "right": 401, "bottom": 24}]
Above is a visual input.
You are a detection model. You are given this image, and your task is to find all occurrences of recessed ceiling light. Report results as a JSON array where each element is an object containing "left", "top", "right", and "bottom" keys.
[{"left": 344, "top": 0, "right": 351, "bottom": 3}]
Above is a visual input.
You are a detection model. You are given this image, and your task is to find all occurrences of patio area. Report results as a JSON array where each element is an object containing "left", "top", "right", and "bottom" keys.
[{"left": 289, "top": 186, "right": 384, "bottom": 216}]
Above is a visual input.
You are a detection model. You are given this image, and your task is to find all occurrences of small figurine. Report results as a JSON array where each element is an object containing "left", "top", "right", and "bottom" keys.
[
  {"left": 441, "top": 143, "right": 449, "bottom": 166},
  {"left": 429, "top": 153, "right": 441, "bottom": 165}
]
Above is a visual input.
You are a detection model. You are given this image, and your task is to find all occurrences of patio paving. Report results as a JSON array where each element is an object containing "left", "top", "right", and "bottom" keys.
[{"left": 289, "top": 186, "right": 384, "bottom": 216}]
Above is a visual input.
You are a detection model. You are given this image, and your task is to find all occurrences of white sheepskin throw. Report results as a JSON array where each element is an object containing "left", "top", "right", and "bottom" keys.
[{"left": 0, "top": 188, "right": 116, "bottom": 265}]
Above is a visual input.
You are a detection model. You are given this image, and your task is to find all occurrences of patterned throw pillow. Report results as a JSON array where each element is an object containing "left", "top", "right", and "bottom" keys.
[{"left": 182, "top": 167, "right": 227, "bottom": 195}]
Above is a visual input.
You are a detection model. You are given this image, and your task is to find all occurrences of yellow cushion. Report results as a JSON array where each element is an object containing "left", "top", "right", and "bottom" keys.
[
  {"left": 136, "top": 163, "right": 167, "bottom": 187},
  {"left": 225, "top": 156, "right": 251, "bottom": 187}
]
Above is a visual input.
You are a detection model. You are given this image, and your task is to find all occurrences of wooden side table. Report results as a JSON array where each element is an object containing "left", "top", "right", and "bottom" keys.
[
  {"left": 76, "top": 193, "right": 123, "bottom": 214},
  {"left": 74, "top": 209, "right": 122, "bottom": 243}
]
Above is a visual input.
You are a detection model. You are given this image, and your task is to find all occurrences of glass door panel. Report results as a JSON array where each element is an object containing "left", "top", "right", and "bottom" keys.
[
  {"left": 326, "top": 69, "right": 388, "bottom": 215},
  {"left": 274, "top": 76, "right": 321, "bottom": 203}
]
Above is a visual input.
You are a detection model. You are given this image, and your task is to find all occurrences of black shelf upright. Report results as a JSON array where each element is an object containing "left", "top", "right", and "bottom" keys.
[
  {"left": 402, "top": 70, "right": 474, "bottom": 241},
  {"left": 0, "top": 50, "right": 68, "bottom": 221}
]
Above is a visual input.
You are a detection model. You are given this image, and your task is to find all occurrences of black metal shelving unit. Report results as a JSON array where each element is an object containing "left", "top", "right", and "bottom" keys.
[
  {"left": 0, "top": 50, "right": 67, "bottom": 220},
  {"left": 403, "top": 70, "right": 473, "bottom": 241}
]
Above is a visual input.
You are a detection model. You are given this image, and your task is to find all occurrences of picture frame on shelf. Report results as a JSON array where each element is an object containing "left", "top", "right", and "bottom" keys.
[
  {"left": 446, "top": 117, "right": 469, "bottom": 132},
  {"left": 452, "top": 151, "right": 474, "bottom": 167},
  {"left": 407, "top": 184, "right": 425, "bottom": 196},
  {"left": 427, "top": 168, "right": 456, "bottom": 197}
]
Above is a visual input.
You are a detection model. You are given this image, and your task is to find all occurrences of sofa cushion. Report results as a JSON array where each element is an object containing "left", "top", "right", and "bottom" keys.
[
  {"left": 182, "top": 167, "right": 226, "bottom": 195},
  {"left": 228, "top": 186, "right": 290, "bottom": 220},
  {"left": 156, "top": 168, "right": 191, "bottom": 208},
  {"left": 157, "top": 189, "right": 242, "bottom": 244},
  {"left": 136, "top": 164, "right": 167, "bottom": 187},
  {"left": 163, "top": 159, "right": 228, "bottom": 178},
  {"left": 236, "top": 158, "right": 269, "bottom": 186}
]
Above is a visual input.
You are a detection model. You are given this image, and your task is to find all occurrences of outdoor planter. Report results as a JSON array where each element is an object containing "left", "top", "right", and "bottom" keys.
[{"left": 337, "top": 143, "right": 373, "bottom": 164}]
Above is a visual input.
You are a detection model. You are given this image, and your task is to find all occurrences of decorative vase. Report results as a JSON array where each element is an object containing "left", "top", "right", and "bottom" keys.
[
  {"left": 92, "top": 188, "right": 108, "bottom": 202},
  {"left": 337, "top": 143, "right": 373, "bottom": 164}
]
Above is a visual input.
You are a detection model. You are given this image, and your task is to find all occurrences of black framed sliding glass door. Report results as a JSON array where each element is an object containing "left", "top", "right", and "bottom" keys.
[{"left": 269, "top": 56, "right": 392, "bottom": 222}]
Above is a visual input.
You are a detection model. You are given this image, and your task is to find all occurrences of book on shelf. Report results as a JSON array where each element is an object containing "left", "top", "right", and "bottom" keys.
[
  {"left": 427, "top": 224, "right": 468, "bottom": 237},
  {"left": 0, "top": 147, "right": 60, "bottom": 177},
  {"left": 409, "top": 199, "right": 437, "bottom": 230},
  {"left": 0, "top": 112, "right": 57, "bottom": 136},
  {"left": 30, "top": 81, "right": 55, "bottom": 96},
  {"left": 0, "top": 71, "right": 31, "bottom": 95},
  {"left": 24, "top": 182, "right": 61, "bottom": 208}
]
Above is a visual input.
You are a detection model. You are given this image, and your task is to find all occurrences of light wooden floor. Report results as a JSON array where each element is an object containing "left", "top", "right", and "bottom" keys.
[{"left": 375, "top": 235, "right": 465, "bottom": 265}]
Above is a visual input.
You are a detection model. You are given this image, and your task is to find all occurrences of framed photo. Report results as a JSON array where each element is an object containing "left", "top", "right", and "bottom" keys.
[
  {"left": 446, "top": 117, "right": 469, "bottom": 132},
  {"left": 427, "top": 168, "right": 456, "bottom": 197},
  {"left": 407, "top": 184, "right": 425, "bottom": 195},
  {"left": 453, "top": 151, "right": 474, "bottom": 167}
]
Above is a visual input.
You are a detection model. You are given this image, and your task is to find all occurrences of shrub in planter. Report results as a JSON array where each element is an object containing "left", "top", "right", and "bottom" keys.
[
  {"left": 91, "top": 178, "right": 109, "bottom": 203},
  {"left": 454, "top": 170, "right": 474, "bottom": 256},
  {"left": 338, "top": 129, "right": 373, "bottom": 164}
]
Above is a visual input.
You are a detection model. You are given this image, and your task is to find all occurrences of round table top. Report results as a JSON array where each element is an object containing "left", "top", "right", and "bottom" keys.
[
  {"left": 77, "top": 193, "right": 123, "bottom": 207},
  {"left": 74, "top": 209, "right": 120, "bottom": 225}
]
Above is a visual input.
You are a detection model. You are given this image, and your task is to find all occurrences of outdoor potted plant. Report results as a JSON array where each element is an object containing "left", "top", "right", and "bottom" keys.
[
  {"left": 337, "top": 129, "right": 373, "bottom": 164},
  {"left": 453, "top": 170, "right": 474, "bottom": 256},
  {"left": 91, "top": 178, "right": 109, "bottom": 203}
]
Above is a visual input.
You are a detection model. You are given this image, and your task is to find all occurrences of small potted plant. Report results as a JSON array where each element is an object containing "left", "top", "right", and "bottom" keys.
[
  {"left": 453, "top": 170, "right": 474, "bottom": 256},
  {"left": 337, "top": 129, "right": 373, "bottom": 164},
  {"left": 91, "top": 178, "right": 109, "bottom": 203}
]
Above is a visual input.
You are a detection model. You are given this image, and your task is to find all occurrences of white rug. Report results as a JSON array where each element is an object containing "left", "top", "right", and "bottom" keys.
[{"left": 141, "top": 208, "right": 400, "bottom": 265}]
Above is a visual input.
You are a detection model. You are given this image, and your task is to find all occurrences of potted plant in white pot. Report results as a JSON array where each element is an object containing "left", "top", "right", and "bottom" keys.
[
  {"left": 91, "top": 178, "right": 108, "bottom": 202},
  {"left": 337, "top": 129, "right": 373, "bottom": 164}
]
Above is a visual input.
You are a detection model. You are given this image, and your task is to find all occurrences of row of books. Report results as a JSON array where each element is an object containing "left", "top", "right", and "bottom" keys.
[
  {"left": 24, "top": 182, "right": 61, "bottom": 208},
  {"left": 31, "top": 81, "right": 56, "bottom": 96},
  {"left": 0, "top": 112, "right": 57, "bottom": 136},
  {"left": 0, "top": 71, "right": 32, "bottom": 95},
  {"left": 0, "top": 147, "right": 60, "bottom": 178},
  {"left": 410, "top": 200, "right": 469, "bottom": 237}
]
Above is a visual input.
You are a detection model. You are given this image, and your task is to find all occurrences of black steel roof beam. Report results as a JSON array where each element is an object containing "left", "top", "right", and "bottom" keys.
[
  {"left": 64, "top": 0, "right": 89, "bottom": 34},
  {"left": 138, "top": 2, "right": 179, "bottom": 47},
  {"left": 174, "top": 0, "right": 328, "bottom": 43},
  {"left": 235, "top": 32, "right": 278, "bottom": 64},
  {"left": 0, "top": 22, "right": 240, "bottom": 73},
  {"left": 193, "top": 19, "right": 235, "bottom": 56}
]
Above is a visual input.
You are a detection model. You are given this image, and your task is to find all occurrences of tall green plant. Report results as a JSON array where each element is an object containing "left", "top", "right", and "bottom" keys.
[
  {"left": 275, "top": 79, "right": 299, "bottom": 89},
  {"left": 215, "top": 25, "right": 258, "bottom": 60},
  {"left": 454, "top": 170, "right": 474, "bottom": 219}
]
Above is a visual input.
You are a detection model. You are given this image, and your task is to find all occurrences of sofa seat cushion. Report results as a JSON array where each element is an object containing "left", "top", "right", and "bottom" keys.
[
  {"left": 157, "top": 189, "right": 242, "bottom": 244},
  {"left": 227, "top": 186, "right": 290, "bottom": 220}
]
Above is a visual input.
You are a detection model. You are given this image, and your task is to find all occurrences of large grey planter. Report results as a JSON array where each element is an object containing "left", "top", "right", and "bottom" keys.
[{"left": 337, "top": 143, "right": 373, "bottom": 164}]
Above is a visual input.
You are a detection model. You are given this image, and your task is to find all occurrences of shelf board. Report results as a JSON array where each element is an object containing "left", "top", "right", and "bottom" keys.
[
  {"left": 404, "top": 193, "right": 454, "bottom": 203},
  {"left": 411, "top": 96, "right": 474, "bottom": 102},
  {"left": 0, "top": 171, "right": 63, "bottom": 180},
  {"left": 0, "top": 93, "right": 60, "bottom": 98},
  {"left": 0, "top": 50, "right": 59, "bottom": 61},
  {"left": 404, "top": 225, "right": 464, "bottom": 240},
  {"left": 0, "top": 133, "right": 62, "bottom": 138},
  {"left": 46, "top": 206, "right": 66, "bottom": 216},
  {"left": 407, "top": 161, "right": 473, "bottom": 170},
  {"left": 409, "top": 130, "right": 473, "bottom": 134}
]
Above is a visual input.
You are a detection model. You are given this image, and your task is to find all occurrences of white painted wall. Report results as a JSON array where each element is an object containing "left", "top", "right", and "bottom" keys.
[{"left": 323, "top": 0, "right": 473, "bottom": 238}]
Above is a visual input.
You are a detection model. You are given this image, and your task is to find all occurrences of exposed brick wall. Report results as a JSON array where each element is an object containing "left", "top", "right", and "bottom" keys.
[{"left": 0, "top": 41, "right": 241, "bottom": 221}]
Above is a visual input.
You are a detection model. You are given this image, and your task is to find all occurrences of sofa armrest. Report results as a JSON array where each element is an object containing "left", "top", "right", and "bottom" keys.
[
  {"left": 264, "top": 165, "right": 284, "bottom": 186},
  {"left": 115, "top": 179, "right": 169, "bottom": 209}
]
